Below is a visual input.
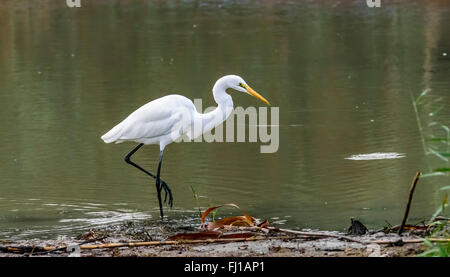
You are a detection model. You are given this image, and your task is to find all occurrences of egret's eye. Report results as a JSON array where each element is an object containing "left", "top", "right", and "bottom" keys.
[{"left": 238, "top": 83, "right": 245, "bottom": 88}]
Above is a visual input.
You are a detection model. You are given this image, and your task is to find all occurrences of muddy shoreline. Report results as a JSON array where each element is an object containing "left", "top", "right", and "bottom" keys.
[{"left": 0, "top": 220, "right": 429, "bottom": 257}]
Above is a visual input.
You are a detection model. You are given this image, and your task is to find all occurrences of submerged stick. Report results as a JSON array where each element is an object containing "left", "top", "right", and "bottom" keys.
[{"left": 398, "top": 172, "right": 421, "bottom": 235}]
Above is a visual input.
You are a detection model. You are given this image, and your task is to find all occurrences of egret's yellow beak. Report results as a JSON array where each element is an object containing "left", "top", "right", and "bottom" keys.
[{"left": 243, "top": 84, "right": 270, "bottom": 106}]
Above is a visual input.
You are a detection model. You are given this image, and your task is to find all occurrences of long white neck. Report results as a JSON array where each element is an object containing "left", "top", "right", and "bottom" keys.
[
  {"left": 212, "top": 77, "right": 233, "bottom": 104},
  {"left": 192, "top": 78, "right": 234, "bottom": 138}
]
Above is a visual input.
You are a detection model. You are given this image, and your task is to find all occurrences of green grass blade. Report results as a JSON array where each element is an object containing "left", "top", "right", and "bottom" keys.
[
  {"left": 427, "top": 137, "right": 450, "bottom": 143},
  {"left": 429, "top": 149, "right": 449, "bottom": 162},
  {"left": 442, "top": 125, "right": 449, "bottom": 133},
  {"left": 417, "top": 248, "right": 440, "bottom": 257},
  {"left": 433, "top": 168, "right": 450, "bottom": 172},
  {"left": 437, "top": 244, "right": 448, "bottom": 257},
  {"left": 421, "top": 172, "right": 447, "bottom": 178},
  {"left": 414, "top": 88, "right": 431, "bottom": 105}
]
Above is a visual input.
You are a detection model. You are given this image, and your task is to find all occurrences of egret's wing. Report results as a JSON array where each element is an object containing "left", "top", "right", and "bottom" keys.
[{"left": 111, "top": 95, "right": 195, "bottom": 142}]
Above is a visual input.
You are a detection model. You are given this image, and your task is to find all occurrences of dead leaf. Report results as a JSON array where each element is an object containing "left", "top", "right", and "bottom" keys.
[
  {"left": 402, "top": 225, "right": 429, "bottom": 231},
  {"left": 168, "top": 231, "right": 222, "bottom": 241},
  {"left": 220, "top": 232, "right": 255, "bottom": 239},
  {"left": 215, "top": 216, "right": 253, "bottom": 226},
  {"left": 257, "top": 220, "right": 270, "bottom": 228},
  {"left": 168, "top": 231, "right": 255, "bottom": 241},
  {"left": 201, "top": 203, "right": 254, "bottom": 229},
  {"left": 206, "top": 222, "right": 224, "bottom": 231},
  {"left": 391, "top": 224, "right": 428, "bottom": 231}
]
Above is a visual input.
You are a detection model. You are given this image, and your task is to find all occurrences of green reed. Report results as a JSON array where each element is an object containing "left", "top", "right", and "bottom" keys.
[{"left": 412, "top": 89, "right": 449, "bottom": 256}]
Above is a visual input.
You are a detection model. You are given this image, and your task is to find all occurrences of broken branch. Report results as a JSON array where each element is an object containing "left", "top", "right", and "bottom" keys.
[{"left": 398, "top": 172, "right": 421, "bottom": 235}]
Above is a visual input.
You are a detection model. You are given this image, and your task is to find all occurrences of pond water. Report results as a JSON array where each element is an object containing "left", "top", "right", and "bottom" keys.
[{"left": 0, "top": 0, "right": 449, "bottom": 239}]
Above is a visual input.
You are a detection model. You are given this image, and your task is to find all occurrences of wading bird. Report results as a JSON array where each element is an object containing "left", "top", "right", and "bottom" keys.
[{"left": 101, "top": 75, "right": 270, "bottom": 218}]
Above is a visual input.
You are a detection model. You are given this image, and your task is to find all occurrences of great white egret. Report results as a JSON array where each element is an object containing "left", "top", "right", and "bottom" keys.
[{"left": 101, "top": 75, "right": 270, "bottom": 218}]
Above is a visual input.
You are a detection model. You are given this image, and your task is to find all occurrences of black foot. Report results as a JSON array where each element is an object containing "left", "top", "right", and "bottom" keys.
[{"left": 159, "top": 179, "right": 173, "bottom": 208}]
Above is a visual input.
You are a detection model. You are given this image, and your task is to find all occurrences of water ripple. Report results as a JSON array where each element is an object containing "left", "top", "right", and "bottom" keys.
[{"left": 345, "top": 152, "right": 406, "bottom": 160}]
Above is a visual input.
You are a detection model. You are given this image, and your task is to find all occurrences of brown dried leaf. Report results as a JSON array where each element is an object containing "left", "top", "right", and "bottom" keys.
[
  {"left": 215, "top": 216, "right": 254, "bottom": 226},
  {"left": 201, "top": 203, "right": 254, "bottom": 228},
  {"left": 403, "top": 225, "right": 428, "bottom": 231},
  {"left": 206, "top": 222, "right": 225, "bottom": 231},
  {"left": 168, "top": 231, "right": 222, "bottom": 241},
  {"left": 257, "top": 220, "right": 270, "bottom": 228},
  {"left": 220, "top": 232, "right": 255, "bottom": 239},
  {"left": 168, "top": 231, "right": 255, "bottom": 241},
  {"left": 391, "top": 224, "right": 428, "bottom": 231},
  {"left": 201, "top": 203, "right": 240, "bottom": 224}
]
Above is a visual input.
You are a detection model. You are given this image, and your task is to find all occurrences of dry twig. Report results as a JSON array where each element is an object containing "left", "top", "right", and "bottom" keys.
[{"left": 398, "top": 172, "right": 421, "bottom": 235}]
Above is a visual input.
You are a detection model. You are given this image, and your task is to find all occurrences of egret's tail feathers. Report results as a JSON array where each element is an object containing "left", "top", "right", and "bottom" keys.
[{"left": 101, "top": 123, "right": 124, "bottom": 144}]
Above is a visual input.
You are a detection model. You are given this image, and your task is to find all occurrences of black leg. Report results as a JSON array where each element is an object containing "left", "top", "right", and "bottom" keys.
[
  {"left": 155, "top": 150, "right": 164, "bottom": 218},
  {"left": 124, "top": 144, "right": 173, "bottom": 213}
]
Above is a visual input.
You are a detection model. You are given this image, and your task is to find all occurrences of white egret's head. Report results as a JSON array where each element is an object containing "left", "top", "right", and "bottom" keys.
[{"left": 220, "top": 75, "right": 270, "bottom": 105}]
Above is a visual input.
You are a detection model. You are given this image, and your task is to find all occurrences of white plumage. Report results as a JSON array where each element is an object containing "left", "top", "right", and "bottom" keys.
[
  {"left": 101, "top": 75, "right": 270, "bottom": 218},
  {"left": 101, "top": 75, "right": 269, "bottom": 150},
  {"left": 101, "top": 95, "right": 195, "bottom": 149}
]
